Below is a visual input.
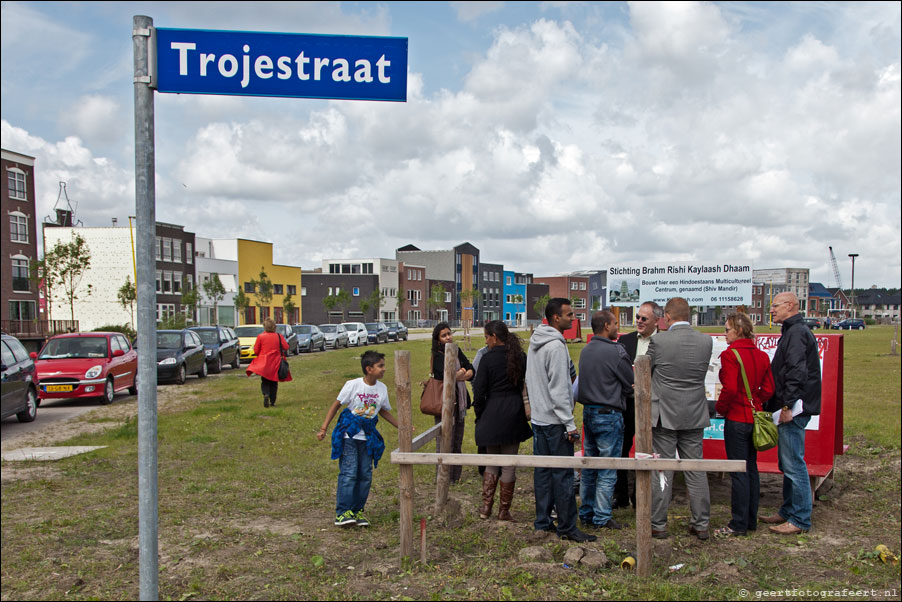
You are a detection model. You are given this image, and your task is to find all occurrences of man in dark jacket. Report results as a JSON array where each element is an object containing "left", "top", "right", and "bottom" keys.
[
  {"left": 578, "top": 310, "right": 634, "bottom": 530},
  {"left": 761, "top": 292, "right": 821, "bottom": 535}
]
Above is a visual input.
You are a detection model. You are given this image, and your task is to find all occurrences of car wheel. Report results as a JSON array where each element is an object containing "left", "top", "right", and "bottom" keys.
[
  {"left": 211, "top": 355, "right": 222, "bottom": 374},
  {"left": 232, "top": 353, "right": 241, "bottom": 370},
  {"left": 858, "top": 325, "right": 864, "bottom": 330},
  {"left": 128, "top": 373, "right": 138, "bottom": 396},
  {"left": 16, "top": 387, "right": 38, "bottom": 423},
  {"left": 198, "top": 360, "right": 208, "bottom": 379},
  {"left": 177, "top": 364, "right": 187, "bottom": 385},
  {"left": 100, "top": 378, "right": 115, "bottom": 405}
]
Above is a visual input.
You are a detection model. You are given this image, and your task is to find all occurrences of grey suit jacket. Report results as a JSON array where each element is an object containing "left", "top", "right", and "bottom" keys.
[{"left": 646, "top": 323, "right": 713, "bottom": 430}]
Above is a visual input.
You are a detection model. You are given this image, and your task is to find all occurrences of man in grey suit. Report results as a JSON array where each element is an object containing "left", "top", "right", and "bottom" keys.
[{"left": 647, "top": 297, "right": 713, "bottom": 540}]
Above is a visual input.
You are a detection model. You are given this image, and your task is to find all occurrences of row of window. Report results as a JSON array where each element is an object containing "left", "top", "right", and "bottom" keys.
[
  {"left": 483, "top": 271, "right": 502, "bottom": 282},
  {"left": 329, "top": 262, "right": 375, "bottom": 274},
  {"left": 242, "top": 282, "right": 298, "bottom": 296},
  {"left": 406, "top": 269, "right": 423, "bottom": 281},
  {"left": 156, "top": 271, "right": 193, "bottom": 295},
  {"left": 155, "top": 236, "right": 193, "bottom": 265},
  {"left": 9, "top": 300, "right": 36, "bottom": 320},
  {"left": 570, "top": 281, "right": 588, "bottom": 290}
]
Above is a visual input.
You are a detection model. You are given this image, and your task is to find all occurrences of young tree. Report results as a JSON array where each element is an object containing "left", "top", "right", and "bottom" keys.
[
  {"left": 202, "top": 273, "right": 227, "bottom": 325},
  {"left": 336, "top": 289, "right": 353, "bottom": 321},
  {"left": 359, "top": 289, "right": 384, "bottom": 322},
  {"left": 181, "top": 275, "right": 200, "bottom": 324},
  {"left": 323, "top": 294, "right": 340, "bottom": 322},
  {"left": 427, "top": 284, "right": 447, "bottom": 321},
  {"left": 234, "top": 289, "right": 249, "bottom": 324},
  {"left": 458, "top": 287, "right": 482, "bottom": 334},
  {"left": 282, "top": 293, "right": 297, "bottom": 324},
  {"left": 117, "top": 275, "right": 137, "bottom": 328},
  {"left": 250, "top": 268, "right": 273, "bottom": 320},
  {"left": 396, "top": 285, "right": 406, "bottom": 318},
  {"left": 533, "top": 293, "right": 551, "bottom": 322},
  {"left": 42, "top": 232, "right": 93, "bottom": 322}
]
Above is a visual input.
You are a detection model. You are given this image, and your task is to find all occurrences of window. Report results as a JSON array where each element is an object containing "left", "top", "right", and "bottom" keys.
[
  {"left": 162, "top": 271, "right": 173, "bottom": 293},
  {"left": 506, "top": 276, "right": 512, "bottom": 285},
  {"left": 363, "top": 263, "right": 373, "bottom": 274},
  {"left": 244, "top": 282, "right": 255, "bottom": 293},
  {"left": 580, "top": 282, "right": 586, "bottom": 290},
  {"left": 273, "top": 284, "right": 284, "bottom": 295},
  {"left": 11, "top": 257, "right": 29, "bottom": 291},
  {"left": 173, "top": 272, "right": 183, "bottom": 294},
  {"left": 186, "top": 243, "right": 193, "bottom": 264},
  {"left": 287, "top": 285, "right": 296, "bottom": 295},
  {"left": 353, "top": 287, "right": 360, "bottom": 296},
  {"left": 156, "top": 303, "right": 176, "bottom": 321},
  {"left": 571, "top": 282, "right": 579, "bottom": 290},
  {"left": 10, "top": 213, "right": 28, "bottom": 243},
  {"left": 9, "top": 300, "right": 36, "bottom": 320},
  {"left": 301, "top": 287, "right": 307, "bottom": 296},
  {"left": 155, "top": 236, "right": 162, "bottom": 260},
  {"left": 444, "top": 292, "right": 452, "bottom": 303},
  {"left": 7, "top": 169, "right": 26, "bottom": 200},
  {"left": 156, "top": 271, "right": 162, "bottom": 293},
  {"left": 162, "top": 238, "right": 172, "bottom": 261},
  {"left": 173, "top": 241, "right": 182, "bottom": 263}
]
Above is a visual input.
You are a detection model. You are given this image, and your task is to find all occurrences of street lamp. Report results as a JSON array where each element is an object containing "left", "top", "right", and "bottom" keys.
[{"left": 849, "top": 253, "right": 859, "bottom": 319}]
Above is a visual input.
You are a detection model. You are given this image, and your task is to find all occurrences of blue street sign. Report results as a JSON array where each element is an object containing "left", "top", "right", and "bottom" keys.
[{"left": 155, "top": 27, "right": 407, "bottom": 102}]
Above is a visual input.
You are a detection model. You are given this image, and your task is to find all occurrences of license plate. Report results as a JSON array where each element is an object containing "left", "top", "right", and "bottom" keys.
[{"left": 46, "top": 385, "right": 73, "bottom": 392}]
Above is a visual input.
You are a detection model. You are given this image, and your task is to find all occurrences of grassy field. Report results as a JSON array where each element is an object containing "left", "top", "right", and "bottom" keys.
[{"left": 1, "top": 326, "right": 899, "bottom": 600}]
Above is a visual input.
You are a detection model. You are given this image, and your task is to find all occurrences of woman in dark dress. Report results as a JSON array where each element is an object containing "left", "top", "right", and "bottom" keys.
[
  {"left": 431, "top": 322, "right": 474, "bottom": 484},
  {"left": 473, "top": 320, "right": 532, "bottom": 521}
]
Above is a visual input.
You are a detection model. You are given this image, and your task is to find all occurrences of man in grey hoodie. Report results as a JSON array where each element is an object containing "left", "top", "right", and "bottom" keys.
[{"left": 526, "top": 298, "right": 597, "bottom": 543}]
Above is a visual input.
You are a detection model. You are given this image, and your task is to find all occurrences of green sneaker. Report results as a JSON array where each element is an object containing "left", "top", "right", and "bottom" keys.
[
  {"left": 354, "top": 511, "right": 370, "bottom": 527},
  {"left": 334, "top": 510, "right": 356, "bottom": 526}
]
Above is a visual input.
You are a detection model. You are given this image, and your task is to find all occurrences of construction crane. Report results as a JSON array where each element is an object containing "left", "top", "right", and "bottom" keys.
[{"left": 828, "top": 246, "right": 844, "bottom": 290}]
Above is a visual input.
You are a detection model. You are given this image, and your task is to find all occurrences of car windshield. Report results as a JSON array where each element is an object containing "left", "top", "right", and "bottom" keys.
[
  {"left": 365, "top": 323, "right": 378, "bottom": 331},
  {"left": 342, "top": 324, "right": 358, "bottom": 331},
  {"left": 39, "top": 337, "right": 108, "bottom": 359},
  {"left": 293, "top": 325, "right": 312, "bottom": 334},
  {"left": 193, "top": 330, "right": 220, "bottom": 345},
  {"left": 235, "top": 326, "right": 264, "bottom": 337},
  {"left": 320, "top": 325, "right": 337, "bottom": 333},
  {"left": 157, "top": 332, "right": 183, "bottom": 349}
]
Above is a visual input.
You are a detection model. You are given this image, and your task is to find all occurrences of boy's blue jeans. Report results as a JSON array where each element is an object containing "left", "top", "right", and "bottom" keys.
[{"left": 336, "top": 438, "right": 373, "bottom": 515}]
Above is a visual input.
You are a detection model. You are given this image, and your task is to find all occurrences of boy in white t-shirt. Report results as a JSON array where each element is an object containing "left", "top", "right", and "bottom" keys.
[{"left": 317, "top": 351, "right": 400, "bottom": 527}]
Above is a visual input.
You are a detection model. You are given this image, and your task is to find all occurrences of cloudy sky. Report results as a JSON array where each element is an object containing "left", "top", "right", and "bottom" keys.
[{"left": 2, "top": 1, "right": 900, "bottom": 288}]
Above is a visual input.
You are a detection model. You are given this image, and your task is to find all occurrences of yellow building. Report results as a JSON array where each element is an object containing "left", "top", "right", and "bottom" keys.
[{"left": 237, "top": 239, "right": 302, "bottom": 325}]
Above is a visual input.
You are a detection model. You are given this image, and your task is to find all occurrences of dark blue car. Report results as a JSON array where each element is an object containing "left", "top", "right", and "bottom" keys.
[
  {"left": 156, "top": 330, "right": 208, "bottom": 385},
  {"left": 189, "top": 326, "right": 240, "bottom": 373}
]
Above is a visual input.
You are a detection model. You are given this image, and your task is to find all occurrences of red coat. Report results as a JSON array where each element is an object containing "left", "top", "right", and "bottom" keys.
[
  {"left": 716, "top": 338, "right": 774, "bottom": 424},
  {"left": 246, "top": 332, "right": 291, "bottom": 382}
]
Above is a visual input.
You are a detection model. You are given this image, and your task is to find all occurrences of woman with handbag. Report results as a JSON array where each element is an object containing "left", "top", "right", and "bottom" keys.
[
  {"left": 429, "top": 322, "right": 474, "bottom": 484},
  {"left": 714, "top": 312, "right": 775, "bottom": 536},
  {"left": 472, "top": 321, "right": 532, "bottom": 520},
  {"left": 246, "top": 318, "right": 292, "bottom": 407}
]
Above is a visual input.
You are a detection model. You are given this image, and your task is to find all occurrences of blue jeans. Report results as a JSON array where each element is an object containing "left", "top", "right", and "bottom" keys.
[
  {"left": 777, "top": 415, "right": 811, "bottom": 530},
  {"left": 335, "top": 438, "right": 373, "bottom": 515},
  {"left": 533, "top": 424, "right": 577, "bottom": 535},
  {"left": 724, "top": 419, "right": 758, "bottom": 532},
  {"left": 579, "top": 408, "right": 624, "bottom": 526}
]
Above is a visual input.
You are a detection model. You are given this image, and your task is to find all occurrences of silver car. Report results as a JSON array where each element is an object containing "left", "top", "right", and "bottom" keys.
[
  {"left": 342, "top": 322, "right": 369, "bottom": 347},
  {"left": 319, "top": 324, "right": 350, "bottom": 349}
]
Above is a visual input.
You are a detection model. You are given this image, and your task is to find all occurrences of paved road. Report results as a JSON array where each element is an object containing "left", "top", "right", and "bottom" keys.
[{"left": 0, "top": 393, "right": 137, "bottom": 445}]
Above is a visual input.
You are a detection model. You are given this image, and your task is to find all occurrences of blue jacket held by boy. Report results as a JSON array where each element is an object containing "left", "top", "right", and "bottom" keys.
[{"left": 330, "top": 408, "right": 385, "bottom": 467}]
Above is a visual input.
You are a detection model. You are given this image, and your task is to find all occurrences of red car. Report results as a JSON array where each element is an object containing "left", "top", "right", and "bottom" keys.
[{"left": 33, "top": 332, "right": 138, "bottom": 405}]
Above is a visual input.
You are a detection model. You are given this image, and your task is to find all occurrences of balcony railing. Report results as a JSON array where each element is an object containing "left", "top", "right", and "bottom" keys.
[{"left": 1, "top": 320, "right": 80, "bottom": 339}]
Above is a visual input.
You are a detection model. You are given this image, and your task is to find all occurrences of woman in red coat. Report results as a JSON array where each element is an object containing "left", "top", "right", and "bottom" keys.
[
  {"left": 246, "top": 318, "right": 291, "bottom": 407},
  {"left": 715, "top": 312, "right": 775, "bottom": 537}
]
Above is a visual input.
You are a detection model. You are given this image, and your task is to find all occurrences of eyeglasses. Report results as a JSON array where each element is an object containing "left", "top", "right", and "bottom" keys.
[
  {"left": 636, "top": 316, "right": 651, "bottom": 322},
  {"left": 771, "top": 301, "right": 791, "bottom": 309}
]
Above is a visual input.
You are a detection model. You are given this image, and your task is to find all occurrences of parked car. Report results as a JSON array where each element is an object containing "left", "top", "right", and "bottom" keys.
[
  {"left": 276, "top": 324, "right": 300, "bottom": 355},
  {"left": 292, "top": 324, "right": 325, "bottom": 352},
  {"left": 832, "top": 318, "right": 866, "bottom": 330},
  {"left": 189, "top": 326, "right": 240, "bottom": 373},
  {"left": 33, "top": 332, "right": 138, "bottom": 405},
  {"left": 385, "top": 321, "right": 408, "bottom": 341},
  {"left": 1, "top": 333, "right": 38, "bottom": 422},
  {"left": 156, "top": 329, "right": 208, "bottom": 384},
  {"left": 319, "top": 324, "right": 350, "bottom": 349},
  {"left": 365, "top": 322, "right": 389, "bottom": 344},
  {"left": 802, "top": 317, "right": 823, "bottom": 329},
  {"left": 342, "top": 322, "right": 369, "bottom": 347},
  {"left": 235, "top": 325, "right": 265, "bottom": 362}
]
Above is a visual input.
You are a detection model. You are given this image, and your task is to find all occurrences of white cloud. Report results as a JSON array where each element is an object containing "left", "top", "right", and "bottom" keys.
[
  {"left": 451, "top": 1, "right": 505, "bottom": 22},
  {"left": 60, "top": 95, "right": 124, "bottom": 146}
]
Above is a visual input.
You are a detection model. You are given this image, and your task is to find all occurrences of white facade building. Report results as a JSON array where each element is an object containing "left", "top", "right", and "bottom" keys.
[
  {"left": 321, "top": 257, "right": 400, "bottom": 321},
  {"left": 194, "top": 237, "right": 239, "bottom": 326}
]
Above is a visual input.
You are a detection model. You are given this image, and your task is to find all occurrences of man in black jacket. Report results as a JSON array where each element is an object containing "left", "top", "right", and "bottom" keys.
[
  {"left": 760, "top": 292, "right": 821, "bottom": 535},
  {"left": 613, "top": 301, "right": 662, "bottom": 508}
]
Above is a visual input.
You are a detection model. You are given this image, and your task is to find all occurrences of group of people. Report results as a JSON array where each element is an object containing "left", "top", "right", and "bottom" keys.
[{"left": 248, "top": 294, "right": 821, "bottom": 539}]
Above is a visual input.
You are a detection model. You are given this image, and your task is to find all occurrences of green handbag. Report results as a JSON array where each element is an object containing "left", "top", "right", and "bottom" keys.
[{"left": 732, "top": 349, "right": 779, "bottom": 452}]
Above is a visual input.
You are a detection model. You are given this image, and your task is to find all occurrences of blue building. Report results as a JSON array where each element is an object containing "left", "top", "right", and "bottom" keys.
[{"left": 503, "top": 271, "right": 530, "bottom": 326}]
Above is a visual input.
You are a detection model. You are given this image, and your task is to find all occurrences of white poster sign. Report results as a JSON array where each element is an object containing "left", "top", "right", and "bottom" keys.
[{"left": 608, "top": 261, "right": 754, "bottom": 307}]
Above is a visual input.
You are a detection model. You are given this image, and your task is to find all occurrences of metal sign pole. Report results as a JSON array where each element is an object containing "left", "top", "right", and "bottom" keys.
[{"left": 133, "top": 15, "right": 159, "bottom": 601}]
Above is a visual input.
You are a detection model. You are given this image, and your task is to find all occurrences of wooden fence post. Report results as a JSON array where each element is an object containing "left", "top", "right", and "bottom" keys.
[
  {"left": 634, "top": 355, "right": 653, "bottom": 577},
  {"left": 434, "top": 342, "right": 458, "bottom": 514},
  {"left": 395, "top": 351, "right": 414, "bottom": 564}
]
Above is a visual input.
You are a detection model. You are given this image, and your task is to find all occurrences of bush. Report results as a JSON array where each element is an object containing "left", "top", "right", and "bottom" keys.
[
  {"left": 93, "top": 324, "right": 137, "bottom": 340},
  {"left": 865, "top": 318, "right": 877, "bottom": 325}
]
